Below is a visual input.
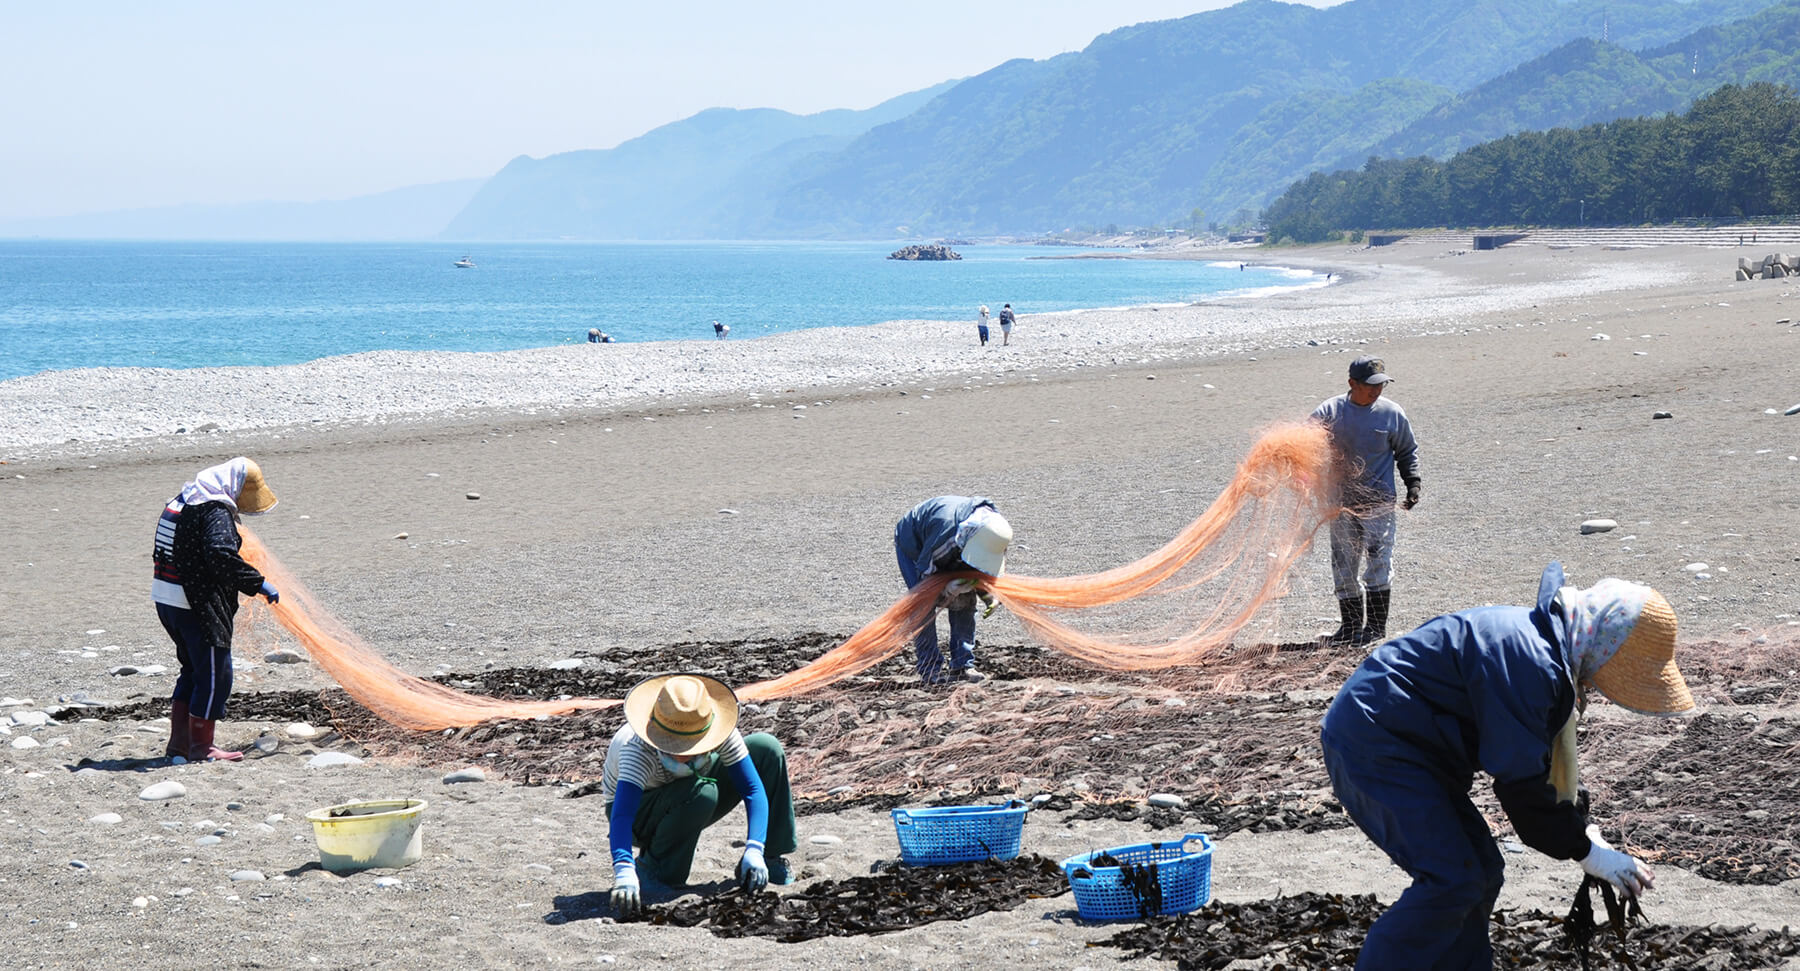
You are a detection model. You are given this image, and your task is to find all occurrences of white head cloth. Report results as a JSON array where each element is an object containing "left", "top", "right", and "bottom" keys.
[
  {"left": 955, "top": 506, "right": 1000, "bottom": 549},
  {"left": 177, "top": 458, "right": 248, "bottom": 514}
]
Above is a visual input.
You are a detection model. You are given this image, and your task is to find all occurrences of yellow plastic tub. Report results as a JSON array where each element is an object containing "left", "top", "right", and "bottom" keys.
[{"left": 305, "top": 799, "right": 428, "bottom": 872}]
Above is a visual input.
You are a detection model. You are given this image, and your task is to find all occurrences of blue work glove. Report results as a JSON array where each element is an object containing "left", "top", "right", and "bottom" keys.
[
  {"left": 737, "top": 846, "right": 769, "bottom": 892},
  {"left": 258, "top": 581, "right": 280, "bottom": 604},
  {"left": 610, "top": 863, "right": 641, "bottom": 915}
]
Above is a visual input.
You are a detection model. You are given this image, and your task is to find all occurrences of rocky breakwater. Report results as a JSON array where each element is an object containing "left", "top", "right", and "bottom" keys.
[{"left": 888, "top": 243, "right": 961, "bottom": 261}]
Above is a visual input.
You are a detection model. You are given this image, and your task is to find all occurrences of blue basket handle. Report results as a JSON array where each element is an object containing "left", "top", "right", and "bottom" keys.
[
  {"left": 893, "top": 810, "right": 913, "bottom": 827},
  {"left": 1179, "top": 832, "right": 1213, "bottom": 852}
]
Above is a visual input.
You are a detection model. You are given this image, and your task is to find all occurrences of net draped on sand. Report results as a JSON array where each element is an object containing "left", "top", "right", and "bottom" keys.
[{"left": 240, "top": 422, "right": 1339, "bottom": 732}]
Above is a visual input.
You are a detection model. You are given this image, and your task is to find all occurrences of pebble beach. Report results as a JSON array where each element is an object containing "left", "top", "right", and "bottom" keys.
[{"left": 3, "top": 238, "right": 1798, "bottom": 969}]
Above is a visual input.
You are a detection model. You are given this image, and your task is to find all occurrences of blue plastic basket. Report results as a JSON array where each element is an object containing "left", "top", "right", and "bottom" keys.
[
  {"left": 890, "top": 802, "right": 1029, "bottom": 866},
  {"left": 1061, "top": 833, "right": 1214, "bottom": 920}
]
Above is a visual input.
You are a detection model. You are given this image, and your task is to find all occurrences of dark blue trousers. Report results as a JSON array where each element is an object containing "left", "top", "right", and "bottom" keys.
[
  {"left": 1322, "top": 732, "right": 1505, "bottom": 970},
  {"left": 157, "top": 602, "right": 233, "bottom": 720}
]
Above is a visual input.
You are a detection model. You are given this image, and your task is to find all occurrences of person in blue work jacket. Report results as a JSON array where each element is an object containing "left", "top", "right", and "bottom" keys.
[
  {"left": 894, "top": 496, "right": 1013, "bottom": 685},
  {"left": 151, "top": 457, "right": 281, "bottom": 762},
  {"left": 1312, "top": 354, "right": 1421, "bottom": 646},
  {"left": 1320, "top": 562, "right": 1693, "bottom": 970},
  {"left": 605, "top": 673, "right": 798, "bottom": 916}
]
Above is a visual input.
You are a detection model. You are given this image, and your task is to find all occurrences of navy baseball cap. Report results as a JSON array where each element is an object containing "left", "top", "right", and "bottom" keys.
[{"left": 1349, "top": 355, "right": 1392, "bottom": 385}]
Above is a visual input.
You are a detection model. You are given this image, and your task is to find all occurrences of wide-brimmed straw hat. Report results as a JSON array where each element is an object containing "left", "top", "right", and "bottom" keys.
[
  {"left": 237, "top": 459, "right": 279, "bottom": 515},
  {"left": 623, "top": 673, "right": 739, "bottom": 756},
  {"left": 1589, "top": 590, "right": 1692, "bottom": 714}
]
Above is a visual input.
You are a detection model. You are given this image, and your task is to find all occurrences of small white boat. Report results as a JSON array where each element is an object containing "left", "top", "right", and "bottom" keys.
[{"left": 452, "top": 256, "right": 475, "bottom": 268}]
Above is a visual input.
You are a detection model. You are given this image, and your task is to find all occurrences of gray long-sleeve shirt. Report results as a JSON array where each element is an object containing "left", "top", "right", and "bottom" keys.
[{"left": 1311, "top": 394, "right": 1420, "bottom": 508}]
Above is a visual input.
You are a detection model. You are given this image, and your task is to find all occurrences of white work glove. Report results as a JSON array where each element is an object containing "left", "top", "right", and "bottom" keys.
[
  {"left": 610, "top": 862, "right": 641, "bottom": 916},
  {"left": 737, "top": 846, "right": 769, "bottom": 892},
  {"left": 1579, "top": 824, "right": 1653, "bottom": 898}
]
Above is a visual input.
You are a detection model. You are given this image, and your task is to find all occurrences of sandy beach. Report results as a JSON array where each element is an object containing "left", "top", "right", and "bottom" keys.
[{"left": 3, "top": 238, "right": 1798, "bottom": 969}]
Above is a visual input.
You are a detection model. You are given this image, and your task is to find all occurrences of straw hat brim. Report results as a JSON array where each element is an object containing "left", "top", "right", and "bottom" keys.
[
  {"left": 1589, "top": 594, "right": 1693, "bottom": 715},
  {"left": 622, "top": 673, "right": 739, "bottom": 756},
  {"left": 238, "top": 460, "right": 279, "bottom": 516}
]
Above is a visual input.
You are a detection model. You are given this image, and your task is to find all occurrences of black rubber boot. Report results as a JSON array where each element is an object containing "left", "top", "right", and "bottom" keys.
[
  {"left": 1358, "top": 588, "right": 1391, "bottom": 646},
  {"left": 1325, "top": 596, "right": 1364, "bottom": 646}
]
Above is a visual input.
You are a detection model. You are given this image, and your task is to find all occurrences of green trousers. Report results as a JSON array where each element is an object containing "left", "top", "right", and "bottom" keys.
[{"left": 615, "top": 732, "right": 799, "bottom": 885}]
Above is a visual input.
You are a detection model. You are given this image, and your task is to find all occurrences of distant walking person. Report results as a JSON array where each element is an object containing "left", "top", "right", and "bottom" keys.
[
  {"left": 977, "top": 305, "right": 991, "bottom": 346},
  {"left": 998, "top": 304, "right": 1016, "bottom": 345},
  {"left": 150, "top": 457, "right": 280, "bottom": 762},
  {"left": 588, "top": 328, "right": 603, "bottom": 344},
  {"left": 713, "top": 320, "right": 725, "bottom": 339},
  {"left": 1311, "top": 355, "right": 1420, "bottom": 647}
]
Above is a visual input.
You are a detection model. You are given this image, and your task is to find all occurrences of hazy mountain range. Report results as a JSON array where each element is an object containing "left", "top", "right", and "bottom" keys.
[{"left": 9, "top": 0, "right": 1799, "bottom": 241}]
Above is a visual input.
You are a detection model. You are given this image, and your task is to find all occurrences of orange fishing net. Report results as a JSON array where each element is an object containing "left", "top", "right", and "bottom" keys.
[{"left": 240, "top": 421, "right": 1337, "bottom": 730}]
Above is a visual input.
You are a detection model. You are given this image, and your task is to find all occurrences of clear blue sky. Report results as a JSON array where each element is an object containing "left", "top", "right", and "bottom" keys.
[{"left": 0, "top": 1, "right": 1341, "bottom": 221}]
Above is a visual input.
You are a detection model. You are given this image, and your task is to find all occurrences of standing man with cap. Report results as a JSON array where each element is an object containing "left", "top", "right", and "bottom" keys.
[
  {"left": 605, "top": 673, "right": 798, "bottom": 916},
  {"left": 894, "top": 496, "right": 1012, "bottom": 685},
  {"left": 150, "top": 457, "right": 281, "bottom": 762},
  {"left": 1320, "top": 562, "right": 1691, "bottom": 969},
  {"left": 1311, "top": 354, "right": 1421, "bottom": 646}
]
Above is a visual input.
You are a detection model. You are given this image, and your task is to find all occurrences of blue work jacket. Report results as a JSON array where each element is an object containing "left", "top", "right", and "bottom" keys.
[{"left": 1323, "top": 563, "right": 1590, "bottom": 859}]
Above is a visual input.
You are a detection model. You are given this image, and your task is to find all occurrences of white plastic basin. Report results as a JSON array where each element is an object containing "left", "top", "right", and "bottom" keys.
[{"left": 305, "top": 799, "right": 428, "bottom": 872}]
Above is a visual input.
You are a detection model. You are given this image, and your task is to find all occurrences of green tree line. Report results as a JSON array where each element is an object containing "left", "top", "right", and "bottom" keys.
[{"left": 1262, "top": 83, "right": 1800, "bottom": 242}]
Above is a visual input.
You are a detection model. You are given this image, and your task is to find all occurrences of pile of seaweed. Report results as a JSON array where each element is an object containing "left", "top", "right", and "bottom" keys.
[
  {"left": 1095, "top": 892, "right": 1800, "bottom": 970},
  {"left": 624, "top": 856, "right": 1069, "bottom": 941}
]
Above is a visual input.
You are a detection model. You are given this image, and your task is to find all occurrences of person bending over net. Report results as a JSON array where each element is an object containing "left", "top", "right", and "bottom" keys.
[
  {"left": 606, "top": 674, "right": 798, "bottom": 916},
  {"left": 150, "top": 457, "right": 281, "bottom": 762},
  {"left": 1320, "top": 561, "right": 1691, "bottom": 969},
  {"left": 893, "top": 496, "right": 1012, "bottom": 685}
]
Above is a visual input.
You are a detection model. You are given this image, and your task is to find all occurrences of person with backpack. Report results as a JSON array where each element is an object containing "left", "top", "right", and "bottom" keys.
[{"left": 998, "top": 304, "right": 1016, "bottom": 345}]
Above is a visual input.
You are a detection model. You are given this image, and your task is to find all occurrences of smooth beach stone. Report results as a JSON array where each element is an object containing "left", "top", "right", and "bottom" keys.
[
  {"left": 139, "top": 780, "right": 187, "bottom": 801},
  {"left": 69, "top": 860, "right": 89, "bottom": 870},
  {"left": 1031, "top": 794, "right": 1055, "bottom": 806},
  {"left": 393, "top": 532, "right": 409, "bottom": 540},
  {"left": 465, "top": 492, "right": 481, "bottom": 500},
  {"left": 548, "top": 658, "right": 583, "bottom": 670},
  {"left": 1590, "top": 333, "right": 1610, "bottom": 340},
  {"left": 1147, "top": 793, "right": 1186, "bottom": 809},
  {"left": 373, "top": 877, "right": 402, "bottom": 888},
  {"left": 11, "top": 736, "right": 40, "bottom": 749},
  {"left": 808, "top": 834, "right": 843, "bottom": 846},
  {"left": 524, "top": 863, "right": 553, "bottom": 875},
  {"left": 442, "top": 767, "right": 486, "bottom": 784},
  {"left": 0, "top": 697, "right": 32, "bottom": 708},
  {"left": 1684, "top": 563, "right": 1710, "bottom": 572},
  {"left": 11, "top": 710, "right": 52, "bottom": 727},
  {"left": 825, "top": 784, "right": 853, "bottom": 796},
  {"left": 88, "top": 813, "right": 123, "bottom": 825},
  {"left": 1652, "top": 411, "right": 1673, "bottom": 419},
  {"left": 263, "top": 650, "right": 305, "bottom": 664},
  {"left": 285, "top": 722, "right": 317, "bottom": 738},
  {"left": 196, "top": 835, "right": 222, "bottom": 847},
  {"left": 305, "top": 752, "right": 362, "bottom": 768},
  {"left": 229, "top": 870, "right": 265, "bottom": 882},
  {"left": 253, "top": 736, "right": 280, "bottom": 754},
  {"left": 1579, "top": 519, "right": 1618, "bottom": 534}
]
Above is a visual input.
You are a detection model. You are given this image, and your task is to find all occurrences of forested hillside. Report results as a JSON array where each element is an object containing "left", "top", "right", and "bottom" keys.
[{"left": 1261, "top": 83, "right": 1800, "bottom": 239}]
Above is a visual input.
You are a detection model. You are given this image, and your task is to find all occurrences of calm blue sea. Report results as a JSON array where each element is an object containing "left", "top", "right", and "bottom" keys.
[{"left": 0, "top": 240, "right": 1303, "bottom": 381}]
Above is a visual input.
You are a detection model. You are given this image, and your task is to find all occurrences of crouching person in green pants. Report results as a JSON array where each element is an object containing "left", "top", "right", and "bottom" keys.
[{"left": 604, "top": 673, "right": 799, "bottom": 916}]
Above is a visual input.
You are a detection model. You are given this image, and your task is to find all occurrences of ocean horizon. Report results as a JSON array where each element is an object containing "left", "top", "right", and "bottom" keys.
[{"left": 0, "top": 239, "right": 1312, "bottom": 381}]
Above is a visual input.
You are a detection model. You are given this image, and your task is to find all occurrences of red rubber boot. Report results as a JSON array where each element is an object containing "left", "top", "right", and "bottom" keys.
[
  {"left": 188, "top": 717, "right": 244, "bottom": 762},
  {"left": 165, "top": 699, "right": 192, "bottom": 759}
]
